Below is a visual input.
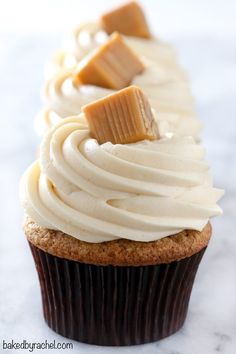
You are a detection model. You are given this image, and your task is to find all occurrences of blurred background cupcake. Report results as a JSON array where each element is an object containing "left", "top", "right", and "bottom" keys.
[{"left": 36, "top": 2, "right": 200, "bottom": 139}]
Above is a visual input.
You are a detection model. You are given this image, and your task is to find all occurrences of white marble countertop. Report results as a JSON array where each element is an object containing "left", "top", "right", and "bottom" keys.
[{"left": 0, "top": 32, "right": 235, "bottom": 354}]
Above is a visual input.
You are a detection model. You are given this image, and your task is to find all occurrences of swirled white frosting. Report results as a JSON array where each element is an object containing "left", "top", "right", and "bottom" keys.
[
  {"left": 21, "top": 116, "right": 223, "bottom": 243},
  {"left": 41, "top": 24, "right": 201, "bottom": 138},
  {"left": 42, "top": 61, "right": 201, "bottom": 138},
  {"left": 45, "top": 23, "right": 180, "bottom": 78}
]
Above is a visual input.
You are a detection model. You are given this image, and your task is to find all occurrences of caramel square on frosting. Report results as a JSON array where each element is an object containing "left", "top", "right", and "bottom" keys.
[
  {"left": 82, "top": 85, "right": 160, "bottom": 144},
  {"left": 101, "top": 1, "right": 151, "bottom": 39},
  {"left": 74, "top": 32, "right": 144, "bottom": 89}
]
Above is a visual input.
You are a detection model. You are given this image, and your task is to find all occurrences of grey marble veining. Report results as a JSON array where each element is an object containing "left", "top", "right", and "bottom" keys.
[{"left": 0, "top": 33, "right": 235, "bottom": 354}]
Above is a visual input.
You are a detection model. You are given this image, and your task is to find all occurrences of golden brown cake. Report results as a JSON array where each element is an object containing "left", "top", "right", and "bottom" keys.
[{"left": 25, "top": 217, "right": 212, "bottom": 266}]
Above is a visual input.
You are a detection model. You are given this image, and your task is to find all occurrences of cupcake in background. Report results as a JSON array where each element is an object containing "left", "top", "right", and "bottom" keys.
[
  {"left": 20, "top": 86, "right": 223, "bottom": 345},
  {"left": 36, "top": 32, "right": 201, "bottom": 138},
  {"left": 45, "top": 1, "right": 181, "bottom": 78}
]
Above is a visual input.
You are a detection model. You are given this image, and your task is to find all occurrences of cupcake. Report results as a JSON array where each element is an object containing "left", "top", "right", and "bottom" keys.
[
  {"left": 38, "top": 2, "right": 201, "bottom": 139},
  {"left": 20, "top": 86, "right": 223, "bottom": 345},
  {"left": 37, "top": 33, "right": 200, "bottom": 138},
  {"left": 45, "top": 2, "right": 180, "bottom": 77}
]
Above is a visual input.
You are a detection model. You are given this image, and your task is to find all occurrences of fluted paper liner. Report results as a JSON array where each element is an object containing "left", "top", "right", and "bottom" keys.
[{"left": 29, "top": 241, "right": 206, "bottom": 346}]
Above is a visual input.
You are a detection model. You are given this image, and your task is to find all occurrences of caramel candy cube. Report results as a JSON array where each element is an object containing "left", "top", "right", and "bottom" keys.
[
  {"left": 101, "top": 1, "right": 151, "bottom": 39},
  {"left": 74, "top": 33, "right": 144, "bottom": 89},
  {"left": 82, "top": 85, "right": 160, "bottom": 144}
]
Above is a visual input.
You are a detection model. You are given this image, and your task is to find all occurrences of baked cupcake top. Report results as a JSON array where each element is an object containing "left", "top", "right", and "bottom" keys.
[
  {"left": 21, "top": 87, "right": 223, "bottom": 244},
  {"left": 25, "top": 218, "right": 211, "bottom": 265}
]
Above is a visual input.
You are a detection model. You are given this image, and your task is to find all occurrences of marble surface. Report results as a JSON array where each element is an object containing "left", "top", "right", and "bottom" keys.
[{"left": 0, "top": 32, "right": 235, "bottom": 354}]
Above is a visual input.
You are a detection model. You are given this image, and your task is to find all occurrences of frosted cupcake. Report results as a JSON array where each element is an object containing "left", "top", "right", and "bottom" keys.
[
  {"left": 21, "top": 86, "right": 223, "bottom": 345},
  {"left": 37, "top": 33, "right": 200, "bottom": 138},
  {"left": 45, "top": 2, "right": 182, "bottom": 78}
]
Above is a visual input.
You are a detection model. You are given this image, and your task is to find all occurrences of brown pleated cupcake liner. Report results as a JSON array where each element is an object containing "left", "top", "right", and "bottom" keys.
[{"left": 29, "top": 241, "right": 206, "bottom": 346}]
